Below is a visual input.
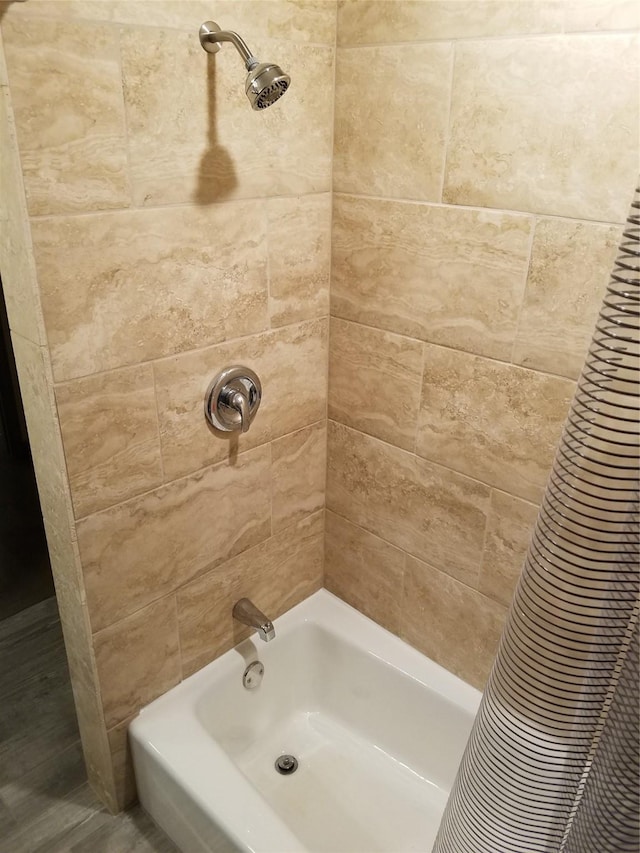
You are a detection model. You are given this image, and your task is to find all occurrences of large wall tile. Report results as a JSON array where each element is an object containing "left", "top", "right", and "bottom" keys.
[
  {"left": 55, "top": 366, "right": 163, "bottom": 518},
  {"left": 329, "top": 318, "right": 423, "bottom": 451},
  {"left": 106, "top": 717, "right": 136, "bottom": 812},
  {"left": 154, "top": 319, "right": 328, "bottom": 481},
  {"left": 271, "top": 422, "right": 326, "bottom": 532},
  {"left": 416, "top": 344, "right": 574, "bottom": 502},
  {"left": 93, "top": 596, "right": 181, "bottom": 729},
  {"left": 333, "top": 44, "right": 452, "bottom": 200},
  {"left": 177, "top": 512, "right": 323, "bottom": 675},
  {"left": 444, "top": 35, "right": 639, "bottom": 221},
  {"left": 31, "top": 202, "right": 269, "bottom": 382},
  {"left": 562, "top": 0, "right": 640, "bottom": 32},
  {"left": 121, "top": 27, "right": 333, "bottom": 206},
  {"left": 325, "top": 511, "right": 405, "bottom": 635},
  {"left": 326, "top": 421, "right": 489, "bottom": 584},
  {"left": 267, "top": 193, "right": 331, "bottom": 327},
  {"left": 478, "top": 491, "right": 539, "bottom": 607},
  {"left": 337, "top": 0, "right": 563, "bottom": 44},
  {"left": 78, "top": 445, "right": 272, "bottom": 632},
  {"left": 0, "top": 70, "right": 46, "bottom": 345},
  {"left": 512, "top": 218, "right": 620, "bottom": 379},
  {"left": 1, "top": 1, "right": 338, "bottom": 43},
  {"left": 1, "top": 17, "right": 129, "bottom": 215},
  {"left": 9, "top": 334, "right": 79, "bottom": 588},
  {"left": 402, "top": 556, "right": 507, "bottom": 689},
  {"left": 332, "top": 195, "right": 531, "bottom": 360}
]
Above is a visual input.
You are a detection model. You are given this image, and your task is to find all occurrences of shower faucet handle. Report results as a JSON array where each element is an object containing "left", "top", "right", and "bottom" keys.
[
  {"left": 204, "top": 366, "right": 262, "bottom": 434},
  {"left": 221, "top": 387, "right": 250, "bottom": 433}
]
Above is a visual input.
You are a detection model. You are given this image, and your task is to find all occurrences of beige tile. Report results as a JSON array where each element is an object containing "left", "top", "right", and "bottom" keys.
[
  {"left": 268, "top": 193, "right": 331, "bottom": 327},
  {"left": 513, "top": 218, "right": 620, "bottom": 379},
  {"left": 326, "top": 421, "right": 489, "bottom": 585},
  {"left": 2, "top": 1, "right": 338, "bottom": 43},
  {"left": 479, "top": 491, "right": 539, "bottom": 607},
  {"left": 78, "top": 444, "right": 272, "bottom": 632},
  {"left": 272, "top": 422, "right": 326, "bottom": 532},
  {"left": 329, "top": 318, "right": 423, "bottom": 451},
  {"left": 0, "top": 0, "right": 115, "bottom": 22},
  {"left": 9, "top": 333, "right": 82, "bottom": 593},
  {"left": 106, "top": 717, "right": 137, "bottom": 812},
  {"left": 177, "top": 512, "right": 324, "bottom": 675},
  {"left": 444, "top": 35, "right": 640, "bottom": 221},
  {"left": 121, "top": 27, "right": 333, "bottom": 206},
  {"left": 563, "top": 0, "right": 640, "bottom": 31},
  {"left": 337, "top": 0, "right": 563, "bottom": 44},
  {"left": 50, "top": 571, "right": 118, "bottom": 812},
  {"left": 93, "top": 596, "right": 181, "bottom": 729},
  {"left": 333, "top": 43, "right": 452, "bottom": 200},
  {"left": 325, "top": 510, "right": 404, "bottom": 635},
  {"left": 332, "top": 195, "right": 532, "bottom": 360},
  {"left": 67, "top": 683, "right": 117, "bottom": 813},
  {"left": 0, "top": 53, "right": 46, "bottom": 345},
  {"left": 154, "top": 319, "right": 328, "bottom": 481},
  {"left": 1, "top": 17, "right": 129, "bottom": 215},
  {"left": 416, "top": 344, "right": 574, "bottom": 503},
  {"left": 402, "top": 555, "right": 507, "bottom": 689},
  {"left": 55, "top": 366, "right": 163, "bottom": 518},
  {"left": 31, "top": 202, "right": 269, "bottom": 382}
]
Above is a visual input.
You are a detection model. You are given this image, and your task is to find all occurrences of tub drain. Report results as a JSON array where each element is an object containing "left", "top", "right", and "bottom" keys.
[{"left": 275, "top": 754, "right": 298, "bottom": 775}]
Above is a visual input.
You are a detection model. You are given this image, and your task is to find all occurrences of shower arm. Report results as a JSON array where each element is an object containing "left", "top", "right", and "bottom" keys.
[{"left": 199, "top": 23, "right": 259, "bottom": 70}]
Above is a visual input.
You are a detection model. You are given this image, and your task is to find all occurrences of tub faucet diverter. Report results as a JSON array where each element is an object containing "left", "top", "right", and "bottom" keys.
[{"left": 233, "top": 598, "right": 275, "bottom": 642}]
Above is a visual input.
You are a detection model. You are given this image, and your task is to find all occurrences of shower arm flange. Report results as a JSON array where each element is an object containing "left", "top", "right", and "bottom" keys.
[{"left": 199, "top": 22, "right": 258, "bottom": 70}]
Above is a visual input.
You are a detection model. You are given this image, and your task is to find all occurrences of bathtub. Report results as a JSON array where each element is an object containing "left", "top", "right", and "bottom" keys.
[{"left": 130, "top": 589, "right": 480, "bottom": 853}]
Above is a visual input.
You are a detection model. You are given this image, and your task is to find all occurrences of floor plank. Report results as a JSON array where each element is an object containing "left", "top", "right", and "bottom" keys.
[
  {"left": 0, "top": 599, "right": 177, "bottom": 852},
  {"left": 1, "top": 740, "right": 88, "bottom": 824}
]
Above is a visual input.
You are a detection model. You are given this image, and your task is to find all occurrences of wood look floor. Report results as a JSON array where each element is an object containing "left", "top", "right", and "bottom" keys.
[{"left": 0, "top": 597, "right": 178, "bottom": 852}]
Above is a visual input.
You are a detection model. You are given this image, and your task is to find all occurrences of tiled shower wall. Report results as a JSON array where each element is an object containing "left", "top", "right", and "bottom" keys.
[
  {"left": 1, "top": 0, "right": 638, "bottom": 815},
  {"left": 325, "top": 0, "right": 639, "bottom": 688},
  {"left": 0, "top": 0, "right": 335, "bottom": 810}
]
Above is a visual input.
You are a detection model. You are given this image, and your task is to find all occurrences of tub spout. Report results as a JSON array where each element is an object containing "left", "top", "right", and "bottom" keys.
[{"left": 232, "top": 598, "right": 275, "bottom": 642}]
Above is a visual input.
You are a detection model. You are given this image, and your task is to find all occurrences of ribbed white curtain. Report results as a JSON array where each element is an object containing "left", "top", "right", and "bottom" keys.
[{"left": 434, "top": 186, "right": 640, "bottom": 853}]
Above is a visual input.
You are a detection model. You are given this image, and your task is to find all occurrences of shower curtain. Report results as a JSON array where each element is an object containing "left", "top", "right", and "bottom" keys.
[{"left": 434, "top": 186, "right": 640, "bottom": 853}]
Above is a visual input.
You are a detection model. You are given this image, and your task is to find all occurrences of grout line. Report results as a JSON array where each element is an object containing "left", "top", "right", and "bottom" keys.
[
  {"left": 74, "top": 417, "right": 327, "bottom": 524},
  {"left": 1, "top": 9, "right": 338, "bottom": 46},
  {"left": 333, "top": 29, "right": 639, "bottom": 49},
  {"left": 173, "top": 594, "right": 184, "bottom": 683},
  {"left": 52, "top": 316, "right": 325, "bottom": 388},
  {"left": 9, "top": 4, "right": 638, "bottom": 42},
  {"left": 114, "top": 24, "right": 134, "bottom": 211},
  {"left": 74, "top": 441, "right": 267, "bottom": 524},
  {"left": 264, "top": 198, "right": 274, "bottom": 328},
  {"left": 327, "top": 314, "right": 578, "bottom": 383},
  {"left": 412, "top": 342, "right": 428, "bottom": 456},
  {"left": 324, "top": 504, "right": 496, "bottom": 603},
  {"left": 476, "top": 488, "right": 495, "bottom": 590},
  {"left": 332, "top": 190, "right": 628, "bottom": 228},
  {"left": 328, "top": 417, "right": 531, "bottom": 506},
  {"left": 509, "top": 214, "right": 539, "bottom": 365},
  {"left": 268, "top": 439, "right": 274, "bottom": 538},
  {"left": 324, "top": 0, "right": 338, "bottom": 481},
  {"left": 438, "top": 40, "right": 456, "bottom": 204},
  {"left": 28, "top": 188, "right": 333, "bottom": 223},
  {"left": 149, "top": 362, "right": 166, "bottom": 485},
  {"left": 89, "top": 507, "right": 326, "bottom": 638},
  {"left": 323, "top": 2, "right": 339, "bottom": 596}
]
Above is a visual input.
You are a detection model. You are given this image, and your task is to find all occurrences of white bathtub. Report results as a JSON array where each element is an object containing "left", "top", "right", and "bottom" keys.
[{"left": 130, "top": 590, "right": 480, "bottom": 853}]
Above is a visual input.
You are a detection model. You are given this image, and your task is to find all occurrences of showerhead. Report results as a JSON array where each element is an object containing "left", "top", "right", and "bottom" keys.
[
  {"left": 245, "top": 61, "right": 290, "bottom": 110},
  {"left": 199, "top": 21, "right": 291, "bottom": 111}
]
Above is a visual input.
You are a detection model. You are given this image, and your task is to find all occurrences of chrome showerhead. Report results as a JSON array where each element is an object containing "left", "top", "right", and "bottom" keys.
[
  {"left": 245, "top": 61, "right": 290, "bottom": 110},
  {"left": 199, "top": 21, "right": 291, "bottom": 111}
]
